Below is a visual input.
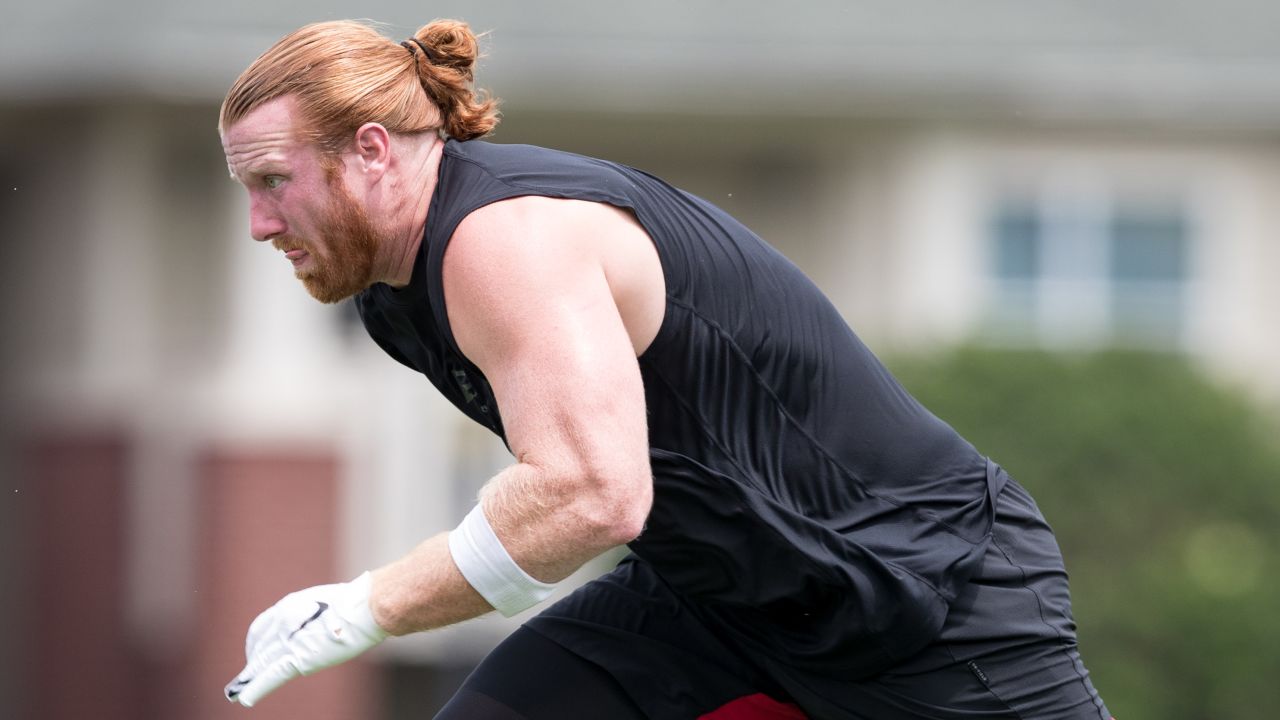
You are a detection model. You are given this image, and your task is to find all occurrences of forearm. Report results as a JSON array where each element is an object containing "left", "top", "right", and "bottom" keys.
[
  {"left": 368, "top": 532, "right": 492, "bottom": 635},
  {"left": 480, "top": 458, "right": 645, "bottom": 581},
  {"left": 369, "top": 460, "right": 645, "bottom": 636}
]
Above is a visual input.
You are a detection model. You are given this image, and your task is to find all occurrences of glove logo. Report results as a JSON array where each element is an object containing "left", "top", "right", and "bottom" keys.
[
  {"left": 225, "top": 572, "right": 385, "bottom": 707},
  {"left": 288, "top": 601, "right": 330, "bottom": 640},
  {"left": 225, "top": 676, "right": 249, "bottom": 700}
]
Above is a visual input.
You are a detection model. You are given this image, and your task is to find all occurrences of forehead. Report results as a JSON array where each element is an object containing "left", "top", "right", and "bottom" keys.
[{"left": 221, "top": 96, "right": 313, "bottom": 177}]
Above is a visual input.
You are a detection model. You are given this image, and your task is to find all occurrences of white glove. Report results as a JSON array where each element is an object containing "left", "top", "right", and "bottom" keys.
[{"left": 224, "top": 571, "right": 389, "bottom": 708}]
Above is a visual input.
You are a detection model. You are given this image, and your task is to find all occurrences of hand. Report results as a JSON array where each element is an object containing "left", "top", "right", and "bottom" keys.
[{"left": 224, "top": 571, "right": 388, "bottom": 708}]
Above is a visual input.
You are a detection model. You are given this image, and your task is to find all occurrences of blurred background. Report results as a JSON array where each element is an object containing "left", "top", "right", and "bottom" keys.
[{"left": 3, "top": 1, "right": 1279, "bottom": 718}]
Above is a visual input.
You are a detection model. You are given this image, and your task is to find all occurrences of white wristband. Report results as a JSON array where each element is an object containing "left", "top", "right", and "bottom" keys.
[{"left": 448, "top": 504, "right": 557, "bottom": 617}]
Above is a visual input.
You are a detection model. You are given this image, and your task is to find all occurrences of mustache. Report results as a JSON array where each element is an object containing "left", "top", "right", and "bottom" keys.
[{"left": 271, "top": 236, "right": 308, "bottom": 253}]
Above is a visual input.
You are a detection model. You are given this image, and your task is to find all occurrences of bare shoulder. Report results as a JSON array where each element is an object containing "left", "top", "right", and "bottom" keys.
[
  {"left": 445, "top": 195, "right": 665, "bottom": 358},
  {"left": 448, "top": 196, "right": 599, "bottom": 282},
  {"left": 448, "top": 195, "right": 644, "bottom": 267}
]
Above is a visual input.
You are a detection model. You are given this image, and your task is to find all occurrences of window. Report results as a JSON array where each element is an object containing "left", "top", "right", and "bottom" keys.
[
  {"left": 986, "top": 186, "right": 1191, "bottom": 350},
  {"left": 989, "top": 199, "right": 1042, "bottom": 337},
  {"left": 1109, "top": 208, "right": 1189, "bottom": 346}
]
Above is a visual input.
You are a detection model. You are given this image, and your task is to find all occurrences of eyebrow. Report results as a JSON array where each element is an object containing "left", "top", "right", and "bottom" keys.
[
  {"left": 246, "top": 163, "right": 285, "bottom": 177},
  {"left": 226, "top": 157, "right": 288, "bottom": 184}
]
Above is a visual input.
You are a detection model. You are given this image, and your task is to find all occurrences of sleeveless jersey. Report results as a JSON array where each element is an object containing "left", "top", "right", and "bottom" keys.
[{"left": 354, "top": 140, "right": 1002, "bottom": 678}]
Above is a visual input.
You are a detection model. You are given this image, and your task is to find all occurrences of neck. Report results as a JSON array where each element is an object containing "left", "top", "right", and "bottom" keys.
[{"left": 378, "top": 134, "right": 447, "bottom": 288}]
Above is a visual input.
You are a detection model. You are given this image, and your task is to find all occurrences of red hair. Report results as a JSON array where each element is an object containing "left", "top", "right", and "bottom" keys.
[{"left": 220, "top": 19, "right": 499, "bottom": 151}]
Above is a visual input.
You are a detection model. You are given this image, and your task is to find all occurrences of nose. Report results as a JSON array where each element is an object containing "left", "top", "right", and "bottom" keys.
[{"left": 249, "top": 195, "right": 286, "bottom": 242}]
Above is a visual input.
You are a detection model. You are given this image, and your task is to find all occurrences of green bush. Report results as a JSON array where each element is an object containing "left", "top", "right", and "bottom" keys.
[{"left": 890, "top": 348, "right": 1280, "bottom": 720}]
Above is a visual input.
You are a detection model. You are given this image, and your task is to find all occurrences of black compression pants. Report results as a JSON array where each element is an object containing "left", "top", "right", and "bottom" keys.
[{"left": 433, "top": 627, "right": 647, "bottom": 719}]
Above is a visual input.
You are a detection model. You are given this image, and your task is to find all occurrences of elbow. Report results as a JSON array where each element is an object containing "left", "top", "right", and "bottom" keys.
[
  {"left": 516, "top": 444, "right": 653, "bottom": 551},
  {"left": 571, "top": 468, "right": 652, "bottom": 548},
  {"left": 607, "top": 485, "right": 652, "bottom": 545}
]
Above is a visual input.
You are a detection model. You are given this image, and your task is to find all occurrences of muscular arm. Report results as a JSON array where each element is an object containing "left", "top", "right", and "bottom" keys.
[{"left": 369, "top": 196, "right": 657, "bottom": 635}]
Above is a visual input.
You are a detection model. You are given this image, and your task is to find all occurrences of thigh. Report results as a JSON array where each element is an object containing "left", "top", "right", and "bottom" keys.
[
  {"left": 933, "top": 474, "right": 1081, "bottom": 656},
  {"left": 433, "top": 626, "right": 647, "bottom": 720},
  {"left": 837, "top": 641, "right": 1110, "bottom": 720},
  {"left": 967, "top": 642, "right": 1112, "bottom": 720},
  {"left": 870, "top": 472, "right": 1112, "bottom": 719},
  {"left": 525, "top": 556, "right": 806, "bottom": 719}
]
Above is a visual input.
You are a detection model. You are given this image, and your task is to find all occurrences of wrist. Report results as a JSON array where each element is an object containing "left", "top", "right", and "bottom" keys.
[
  {"left": 448, "top": 503, "right": 558, "bottom": 617},
  {"left": 367, "top": 566, "right": 412, "bottom": 637},
  {"left": 346, "top": 570, "right": 391, "bottom": 641}
]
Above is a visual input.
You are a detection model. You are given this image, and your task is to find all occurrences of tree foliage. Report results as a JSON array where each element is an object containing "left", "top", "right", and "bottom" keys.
[{"left": 890, "top": 348, "right": 1280, "bottom": 720}]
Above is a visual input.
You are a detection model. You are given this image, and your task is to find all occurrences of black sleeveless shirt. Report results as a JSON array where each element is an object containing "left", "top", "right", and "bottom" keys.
[{"left": 355, "top": 140, "right": 1001, "bottom": 677}]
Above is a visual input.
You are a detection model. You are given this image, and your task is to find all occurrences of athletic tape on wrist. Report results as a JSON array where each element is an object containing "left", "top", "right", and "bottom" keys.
[{"left": 448, "top": 504, "right": 557, "bottom": 617}]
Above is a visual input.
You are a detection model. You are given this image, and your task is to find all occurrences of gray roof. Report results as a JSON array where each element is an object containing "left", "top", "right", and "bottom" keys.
[{"left": 6, "top": 0, "right": 1280, "bottom": 129}]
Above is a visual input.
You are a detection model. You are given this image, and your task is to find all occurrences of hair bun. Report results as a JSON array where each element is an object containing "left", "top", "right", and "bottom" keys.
[
  {"left": 222, "top": 19, "right": 500, "bottom": 147},
  {"left": 414, "top": 19, "right": 481, "bottom": 79}
]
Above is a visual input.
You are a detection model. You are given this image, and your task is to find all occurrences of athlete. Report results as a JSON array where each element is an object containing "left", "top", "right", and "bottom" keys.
[{"left": 219, "top": 18, "right": 1113, "bottom": 720}]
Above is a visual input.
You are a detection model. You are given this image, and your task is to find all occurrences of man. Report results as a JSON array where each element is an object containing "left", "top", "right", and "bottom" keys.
[{"left": 219, "top": 18, "right": 1112, "bottom": 720}]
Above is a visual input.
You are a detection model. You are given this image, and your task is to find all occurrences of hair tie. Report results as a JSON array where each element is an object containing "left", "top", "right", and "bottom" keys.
[{"left": 401, "top": 38, "right": 439, "bottom": 65}]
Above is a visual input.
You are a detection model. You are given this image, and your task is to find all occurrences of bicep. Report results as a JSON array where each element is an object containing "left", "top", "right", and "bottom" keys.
[{"left": 442, "top": 199, "right": 651, "bottom": 486}]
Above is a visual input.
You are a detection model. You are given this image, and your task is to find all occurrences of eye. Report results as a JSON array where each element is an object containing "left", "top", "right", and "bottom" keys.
[{"left": 263, "top": 175, "right": 285, "bottom": 189}]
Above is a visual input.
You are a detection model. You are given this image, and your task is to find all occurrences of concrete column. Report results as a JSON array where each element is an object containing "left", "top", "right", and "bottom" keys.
[
  {"left": 200, "top": 184, "right": 350, "bottom": 444},
  {"left": 885, "top": 128, "right": 989, "bottom": 349},
  {"left": 1191, "top": 147, "right": 1280, "bottom": 401}
]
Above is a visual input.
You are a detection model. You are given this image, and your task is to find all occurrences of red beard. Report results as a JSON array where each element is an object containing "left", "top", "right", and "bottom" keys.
[{"left": 274, "top": 172, "right": 382, "bottom": 304}]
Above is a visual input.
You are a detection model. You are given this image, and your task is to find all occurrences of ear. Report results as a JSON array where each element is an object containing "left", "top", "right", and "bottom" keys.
[{"left": 352, "top": 122, "right": 391, "bottom": 179}]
